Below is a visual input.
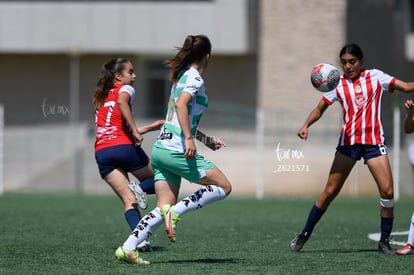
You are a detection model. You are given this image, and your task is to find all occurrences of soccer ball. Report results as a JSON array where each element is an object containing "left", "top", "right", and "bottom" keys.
[{"left": 310, "top": 63, "right": 340, "bottom": 92}]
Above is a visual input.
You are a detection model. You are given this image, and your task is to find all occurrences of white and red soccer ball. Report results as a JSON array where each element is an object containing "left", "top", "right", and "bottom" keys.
[{"left": 310, "top": 63, "right": 340, "bottom": 92}]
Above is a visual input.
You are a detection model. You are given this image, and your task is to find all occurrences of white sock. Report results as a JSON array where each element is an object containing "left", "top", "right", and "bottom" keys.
[
  {"left": 173, "top": 185, "right": 226, "bottom": 216},
  {"left": 123, "top": 208, "right": 163, "bottom": 251},
  {"left": 408, "top": 212, "right": 414, "bottom": 245}
]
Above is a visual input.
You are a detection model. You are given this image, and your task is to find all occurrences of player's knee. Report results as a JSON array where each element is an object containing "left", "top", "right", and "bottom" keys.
[
  {"left": 380, "top": 198, "right": 394, "bottom": 208},
  {"left": 379, "top": 189, "right": 394, "bottom": 200},
  {"left": 226, "top": 183, "right": 232, "bottom": 195},
  {"left": 220, "top": 181, "right": 232, "bottom": 195},
  {"left": 208, "top": 168, "right": 231, "bottom": 195}
]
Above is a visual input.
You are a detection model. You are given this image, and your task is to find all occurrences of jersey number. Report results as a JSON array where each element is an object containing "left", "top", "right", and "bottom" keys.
[
  {"left": 166, "top": 99, "right": 175, "bottom": 122},
  {"left": 378, "top": 144, "right": 387, "bottom": 155},
  {"left": 95, "top": 101, "right": 115, "bottom": 126}
]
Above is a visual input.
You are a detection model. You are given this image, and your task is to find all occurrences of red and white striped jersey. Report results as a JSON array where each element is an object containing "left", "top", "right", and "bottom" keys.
[
  {"left": 94, "top": 83, "right": 135, "bottom": 152},
  {"left": 323, "top": 69, "right": 396, "bottom": 146}
]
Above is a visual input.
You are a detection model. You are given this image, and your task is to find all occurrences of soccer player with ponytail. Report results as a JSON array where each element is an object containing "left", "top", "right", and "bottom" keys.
[
  {"left": 290, "top": 44, "right": 414, "bottom": 254},
  {"left": 115, "top": 35, "right": 232, "bottom": 264},
  {"left": 93, "top": 58, "right": 164, "bottom": 252}
]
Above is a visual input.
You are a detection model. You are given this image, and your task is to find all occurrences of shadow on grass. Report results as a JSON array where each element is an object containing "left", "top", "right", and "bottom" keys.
[
  {"left": 166, "top": 258, "right": 241, "bottom": 264},
  {"left": 297, "top": 248, "right": 381, "bottom": 254},
  {"left": 111, "top": 245, "right": 168, "bottom": 253},
  {"left": 146, "top": 246, "right": 167, "bottom": 252}
]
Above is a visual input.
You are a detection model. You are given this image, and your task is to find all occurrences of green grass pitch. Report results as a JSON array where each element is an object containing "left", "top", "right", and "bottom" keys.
[{"left": 0, "top": 193, "right": 413, "bottom": 274}]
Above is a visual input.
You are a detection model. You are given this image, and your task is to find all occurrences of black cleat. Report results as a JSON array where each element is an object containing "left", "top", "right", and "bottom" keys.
[
  {"left": 290, "top": 231, "right": 310, "bottom": 252},
  {"left": 378, "top": 238, "right": 395, "bottom": 254}
]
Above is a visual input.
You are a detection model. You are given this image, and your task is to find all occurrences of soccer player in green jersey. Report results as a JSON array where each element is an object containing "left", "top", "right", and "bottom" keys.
[{"left": 115, "top": 35, "right": 232, "bottom": 264}]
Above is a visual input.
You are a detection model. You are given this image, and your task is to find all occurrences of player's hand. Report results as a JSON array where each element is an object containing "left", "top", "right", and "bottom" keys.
[
  {"left": 206, "top": 137, "right": 226, "bottom": 151},
  {"left": 137, "top": 120, "right": 165, "bottom": 135},
  {"left": 133, "top": 130, "right": 144, "bottom": 146},
  {"left": 150, "top": 120, "right": 165, "bottom": 131},
  {"left": 297, "top": 126, "right": 308, "bottom": 140},
  {"left": 184, "top": 138, "right": 197, "bottom": 159},
  {"left": 405, "top": 100, "right": 414, "bottom": 114}
]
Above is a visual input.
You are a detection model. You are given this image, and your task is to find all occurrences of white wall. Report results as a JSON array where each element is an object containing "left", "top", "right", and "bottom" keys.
[{"left": 0, "top": 0, "right": 252, "bottom": 54}]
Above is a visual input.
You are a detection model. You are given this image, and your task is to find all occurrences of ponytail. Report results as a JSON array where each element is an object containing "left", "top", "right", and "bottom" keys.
[
  {"left": 93, "top": 58, "right": 129, "bottom": 111},
  {"left": 164, "top": 35, "right": 211, "bottom": 83}
]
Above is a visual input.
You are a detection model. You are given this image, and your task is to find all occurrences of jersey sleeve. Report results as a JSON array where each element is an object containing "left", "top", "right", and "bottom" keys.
[
  {"left": 183, "top": 74, "right": 203, "bottom": 97},
  {"left": 322, "top": 89, "right": 338, "bottom": 105},
  {"left": 372, "top": 69, "right": 396, "bottom": 94},
  {"left": 119, "top": 85, "right": 136, "bottom": 104}
]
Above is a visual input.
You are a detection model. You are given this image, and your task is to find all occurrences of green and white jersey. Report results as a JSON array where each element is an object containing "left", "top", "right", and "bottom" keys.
[{"left": 154, "top": 66, "right": 208, "bottom": 152}]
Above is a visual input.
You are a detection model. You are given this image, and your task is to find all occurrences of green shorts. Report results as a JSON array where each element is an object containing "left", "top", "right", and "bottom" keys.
[{"left": 151, "top": 145, "right": 215, "bottom": 187}]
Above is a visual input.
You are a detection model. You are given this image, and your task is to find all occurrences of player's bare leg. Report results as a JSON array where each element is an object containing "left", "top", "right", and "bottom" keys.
[
  {"left": 105, "top": 169, "right": 138, "bottom": 212},
  {"left": 290, "top": 152, "right": 355, "bottom": 252}
]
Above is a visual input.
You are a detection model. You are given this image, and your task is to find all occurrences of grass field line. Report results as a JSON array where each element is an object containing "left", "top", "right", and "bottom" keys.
[{"left": 368, "top": 231, "right": 409, "bottom": 246}]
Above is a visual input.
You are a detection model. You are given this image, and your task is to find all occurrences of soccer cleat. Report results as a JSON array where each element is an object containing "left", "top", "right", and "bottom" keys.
[
  {"left": 137, "top": 238, "right": 153, "bottom": 252},
  {"left": 161, "top": 204, "right": 180, "bottom": 243},
  {"left": 115, "top": 246, "right": 149, "bottom": 264},
  {"left": 396, "top": 243, "right": 413, "bottom": 255},
  {"left": 378, "top": 239, "right": 395, "bottom": 254},
  {"left": 290, "top": 231, "right": 310, "bottom": 252},
  {"left": 128, "top": 181, "right": 148, "bottom": 210}
]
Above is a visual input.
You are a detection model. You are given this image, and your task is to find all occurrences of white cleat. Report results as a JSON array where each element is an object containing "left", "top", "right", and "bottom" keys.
[{"left": 128, "top": 181, "right": 148, "bottom": 210}]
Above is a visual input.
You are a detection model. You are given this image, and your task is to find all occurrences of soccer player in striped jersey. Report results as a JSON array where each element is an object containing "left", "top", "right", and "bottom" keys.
[
  {"left": 290, "top": 44, "right": 414, "bottom": 254},
  {"left": 115, "top": 35, "right": 232, "bottom": 264},
  {"left": 396, "top": 100, "right": 414, "bottom": 255},
  {"left": 93, "top": 58, "right": 164, "bottom": 252}
]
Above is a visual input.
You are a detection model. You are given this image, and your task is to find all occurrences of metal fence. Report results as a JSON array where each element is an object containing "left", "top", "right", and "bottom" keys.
[{"left": 2, "top": 102, "right": 414, "bottom": 198}]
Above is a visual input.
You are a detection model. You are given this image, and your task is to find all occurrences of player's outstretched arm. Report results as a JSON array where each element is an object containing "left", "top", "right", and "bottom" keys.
[
  {"left": 298, "top": 99, "right": 329, "bottom": 140},
  {"left": 137, "top": 120, "right": 165, "bottom": 135},
  {"left": 195, "top": 130, "right": 226, "bottom": 151},
  {"left": 394, "top": 79, "right": 414, "bottom": 93}
]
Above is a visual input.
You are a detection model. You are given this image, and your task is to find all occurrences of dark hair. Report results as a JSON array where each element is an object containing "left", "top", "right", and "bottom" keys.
[
  {"left": 339, "top": 44, "right": 364, "bottom": 60},
  {"left": 93, "top": 58, "right": 129, "bottom": 111},
  {"left": 164, "top": 35, "right": 212, "bottom": 83}
]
